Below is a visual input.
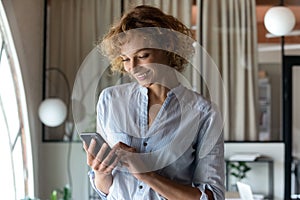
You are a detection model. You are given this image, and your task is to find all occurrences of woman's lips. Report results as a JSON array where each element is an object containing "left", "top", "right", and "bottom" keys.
[{"left": 134, "top": 70, "right": 151, "bottom": 81}]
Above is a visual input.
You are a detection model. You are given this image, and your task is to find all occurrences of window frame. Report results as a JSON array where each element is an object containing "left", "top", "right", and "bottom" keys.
[{"left": 0, "top": 1, "right": 34, "bottom": 199}]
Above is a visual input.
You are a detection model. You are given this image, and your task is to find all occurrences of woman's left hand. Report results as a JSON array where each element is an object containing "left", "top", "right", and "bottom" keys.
[
  {"left": 114, "top": 142, "right": 207, "bottom": 199},
  {"left": 114, "top": 142, "right": 149, "bottom": 179}
]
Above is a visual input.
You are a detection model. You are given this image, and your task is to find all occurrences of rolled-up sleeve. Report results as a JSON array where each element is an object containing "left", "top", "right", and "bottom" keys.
[
  {"left": 193, "top": 134, "right": 225, "bottom": 199},
  {"left": 88, "top": 170, "right": 108, "bottom": 200},
  {"left": 193, "top": 105, "right": 225, "bottom": 200}
]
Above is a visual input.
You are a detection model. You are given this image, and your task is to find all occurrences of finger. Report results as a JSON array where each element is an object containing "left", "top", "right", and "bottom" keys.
[
  {"left": 84, "top": 143, "right": 95, "bottom": 165},
  {"left": 91, "top": 159, "right": 102, "bottom": 170},
  {"left": 116, "top": 148, "right": 135, "bottom": 160},
  {"left": 95, "top": 143, "right": 109, "bottom": 162},
  {"left": 86, "top": 150, "right": 96, "bottom": 166},
  {"left": 90, "top": 138, "right": 97, "bottom": 148},
  {"left": 112, "top": 142, "right": 128, "bottom": 150},
  {"left": 114, "top": 142, "right": 137, "bottom": 152},
  {"left": 85, "top": 140, "right": 99, "bottom": 167},
  {"left": 91, "top": 143, "right": 111, "bottom": 171},
  {"left": 83, "top": 142, "right": 88, "bottom": 151},
  {"left": 101, "top": 145, "right": 118, "bottom": 167},
  {"left": 87, "top": 138, "right": 97, "bottom": 156},
  {"left": 104, "top": 156, "right": 120, "bottom": 173},
  {"left": 98, "top": 153, "right": 120, "bottom": 174},
  {"left": 111, "top": 156, "right": 120, "bottom": 168},
  {"left": 116, "top": 150, "right": 132, "bottom": 167}
]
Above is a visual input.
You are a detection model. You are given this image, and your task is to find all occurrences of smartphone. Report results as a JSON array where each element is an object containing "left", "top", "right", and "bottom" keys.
[{"left": 79, "top": 132, "right": 111, "bottom": 157}]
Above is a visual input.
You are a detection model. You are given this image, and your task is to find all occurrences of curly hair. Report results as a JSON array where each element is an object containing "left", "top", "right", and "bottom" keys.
[{"left": 99, "top": 5, "right": 194, "bottom": 73}]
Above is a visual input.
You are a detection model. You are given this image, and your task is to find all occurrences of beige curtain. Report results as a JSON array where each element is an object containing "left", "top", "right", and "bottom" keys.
[
  {"left": 46, "top": 0, "right": 122, "bottom": 138},
  {"left": 47, "top": 0, "right": 121, "bottom": 97},
  {"left": 47, "top": 0, "right": 192, "bottom": 98},
  {"left": 123, "top": 0, "right": 192, "bottom": 27},
  {"left": 201, "top": 0, "right": 259, "bottom": 141}
]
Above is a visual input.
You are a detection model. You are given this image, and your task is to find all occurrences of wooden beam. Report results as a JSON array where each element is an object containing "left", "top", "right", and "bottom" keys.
[{"left": 256, "top": 0, "right": 300, "bottom": 6}]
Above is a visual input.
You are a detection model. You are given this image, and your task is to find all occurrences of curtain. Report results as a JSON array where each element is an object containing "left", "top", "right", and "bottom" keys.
[
  {"left": 47, "top": 0, "right": 192, "bottom": 101},
  {"left": 123, "top": 0, "right": 192, "bottom": 27},
  {"left": 46, "top": 0, "right": 122, "bottom": 138},
  {"left": 201, "top": 0, "right": 259, "bottom": 141},
  {"left": 47, "top": 0, "right": 121, "bottom": 98}
]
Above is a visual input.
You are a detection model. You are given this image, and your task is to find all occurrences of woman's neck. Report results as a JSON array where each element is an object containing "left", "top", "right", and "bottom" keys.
[
  {"left": 147, "top": 70, "right": 180, "bottom": 103},
  {"left": 147, "top": 84, "right": 169, "bottom": 126},
  {"left": 148, "top": 84, "right": 169, "bottom": 104}
]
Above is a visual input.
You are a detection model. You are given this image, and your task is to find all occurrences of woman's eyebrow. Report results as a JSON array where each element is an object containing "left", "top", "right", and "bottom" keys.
[{"left": 120, "top": 48, "right": 151, "bottom": 57}]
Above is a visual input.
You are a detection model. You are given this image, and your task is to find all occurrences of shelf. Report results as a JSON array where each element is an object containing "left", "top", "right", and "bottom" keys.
[{"left": 225, "top": 158, "right": 274, "bottom": 199}]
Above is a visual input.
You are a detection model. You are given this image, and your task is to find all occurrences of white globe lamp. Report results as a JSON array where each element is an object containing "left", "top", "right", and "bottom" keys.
[
  {"left": 264, "top": 6, "right": 296, "bottom": 36},
  {"left": 38, "top": 98, "right": 67, "bottom": 127}
]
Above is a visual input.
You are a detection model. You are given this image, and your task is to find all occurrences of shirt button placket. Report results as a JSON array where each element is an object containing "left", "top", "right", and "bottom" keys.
[
  {"left": 142, "top": 140, "right": 148, "bottom": 152},
  {"left": 137, "top": 182, "right": 145, "bottom": 195}
]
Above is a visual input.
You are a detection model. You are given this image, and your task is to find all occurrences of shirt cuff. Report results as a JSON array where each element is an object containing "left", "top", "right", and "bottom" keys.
[
  {"left": 197, "top": 184, "right": 208, "bottom": 200},
  {"left": 88, "top": 170, "right": 108, "bottom": 200},
  {"left": 194, "top": 183, "right": 223, "bottom": 200}
]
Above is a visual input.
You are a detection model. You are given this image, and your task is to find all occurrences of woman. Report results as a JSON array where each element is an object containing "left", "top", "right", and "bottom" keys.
[{"left": 83, "top": 5, "right": 224, "bottom": 200}]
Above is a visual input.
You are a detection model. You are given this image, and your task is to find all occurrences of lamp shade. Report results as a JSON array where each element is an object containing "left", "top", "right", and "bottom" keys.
[
  {"left": 264, "top": 6, "right": 296, "bottom": 36},
  {"left": 38, "top": 98, "right": 67, "bottom": 127}
]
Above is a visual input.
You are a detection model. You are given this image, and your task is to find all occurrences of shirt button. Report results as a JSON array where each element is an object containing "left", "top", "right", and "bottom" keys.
[
  {"left": 139, "top": 185, "right": 143, "bottom": 189},
  {"left": 143, "top": 142, "right": 148, "bottom": 146}
]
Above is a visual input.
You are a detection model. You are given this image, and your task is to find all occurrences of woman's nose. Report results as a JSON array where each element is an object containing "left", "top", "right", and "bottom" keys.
[{"left": 126, "top": 58, "right": 138, "bottom": 72}]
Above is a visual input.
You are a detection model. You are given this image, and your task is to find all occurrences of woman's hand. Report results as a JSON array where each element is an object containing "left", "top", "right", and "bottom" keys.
[
  {"left": 113, "top": 142, "right": 149, "bottom": 180},
  {"left": 83, "top": 139, "right": 118, "bottom": 194},
  {"left": 84, "top": 138, "right": 119, "bottom": 174},
  {"left": 112, "top": 143, "right": 209, "bottom": 200}
]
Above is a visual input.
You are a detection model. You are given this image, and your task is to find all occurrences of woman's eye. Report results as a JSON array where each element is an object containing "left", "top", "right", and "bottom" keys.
[
  {"left": 121, "top": 58, "right": 129, "bottom": 62},
  {"left": 138, "top": 53, "right": 149, "bottom": 59}
]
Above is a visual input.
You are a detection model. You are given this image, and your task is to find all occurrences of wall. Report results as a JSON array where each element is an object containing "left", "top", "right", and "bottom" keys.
[
  {"left": 221, "top": 15, "right": 299, "bottom": 200},
  {"left": 224, "top": 45, "right": 299, "bottom": 200},
  {"left": 40, "top": 143, "right": 89, "bottom": 200},
  {"left": 258, "top": 45, "right": 300, "bottom": 160},
  {"left": 225, "top": 143, "right": 284, "bottom": 200},
  {"left": 259, "top": 46, "right": 300, "bottom": 151},
  {"left": 3, "top": 1, "right": 300, "bottom": 199},
  {"left": 2, "top": 0, "right": 44, "bottom": 197},
  {"left": 2, "top": 0, "right": 89, "bottom": 199},
  {"left": 293, "top": 68, "right": 300, "bottom": 159}
]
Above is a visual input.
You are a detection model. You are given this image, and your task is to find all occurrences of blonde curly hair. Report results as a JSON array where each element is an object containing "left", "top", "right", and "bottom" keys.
[{"left": 99, "top": 5, "right": 194, "bottom": 73}]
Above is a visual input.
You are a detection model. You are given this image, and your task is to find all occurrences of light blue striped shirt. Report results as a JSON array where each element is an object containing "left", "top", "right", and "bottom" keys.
[{"left": 89, "top": 82, "right": 224, "bottom": 200}]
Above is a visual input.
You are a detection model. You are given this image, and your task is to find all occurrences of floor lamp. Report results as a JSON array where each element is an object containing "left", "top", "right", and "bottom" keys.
[{"left": 264, "top": 2, "right": 296, "bottom": 199}]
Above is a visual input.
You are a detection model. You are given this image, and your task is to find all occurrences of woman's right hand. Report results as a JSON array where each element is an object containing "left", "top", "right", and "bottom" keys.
[
  {"left": 83, "top": 138, "right": 119, "bottom": 174},
  {"left": 83, "top": 139, "right": 118, "bottom": 194}
]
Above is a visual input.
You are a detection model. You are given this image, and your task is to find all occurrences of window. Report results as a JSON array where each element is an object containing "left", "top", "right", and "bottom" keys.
[{"left": 0, "top": 2, "right": 34, "bottom": 199}]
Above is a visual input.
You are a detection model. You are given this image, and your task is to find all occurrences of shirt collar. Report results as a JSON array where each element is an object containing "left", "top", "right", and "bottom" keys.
[{"left": 136, "top": 82, "right": 184, "bottom": 97}]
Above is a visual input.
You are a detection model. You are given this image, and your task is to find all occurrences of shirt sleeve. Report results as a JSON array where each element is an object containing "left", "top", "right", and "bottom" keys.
[
  {"left": 192, "top": 104, "right": 225, "bottom": 200},
  {"left": 88, "top": 170, "right": 108, "bottom": 200},
  {"left": 96, "top": 89, "right": 107, "bottom": 138}
]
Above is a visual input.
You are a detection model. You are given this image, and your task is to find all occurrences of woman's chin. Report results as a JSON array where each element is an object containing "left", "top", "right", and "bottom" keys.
[
  {"left": 141, "top": 83, "right": 152, "bottom": 87},
  {"left": 138, "top": 80, "right": 152, "bottom": 87}
]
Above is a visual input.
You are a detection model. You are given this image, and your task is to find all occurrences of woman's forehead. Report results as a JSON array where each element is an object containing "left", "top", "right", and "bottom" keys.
[
  {"left": 120, "top": 33, "right": 161, "bottom": 55},
  {"left": 110, "top": 27, "right": 193, "bottom": 59},
  {"left": 120, "top": 33, "right": 152, "bottom": 55}
]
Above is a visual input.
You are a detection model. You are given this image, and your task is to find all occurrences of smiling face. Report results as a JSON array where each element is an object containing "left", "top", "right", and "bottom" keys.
[{"left": 120, "top": 33, "right": 171, "bottom": 87}]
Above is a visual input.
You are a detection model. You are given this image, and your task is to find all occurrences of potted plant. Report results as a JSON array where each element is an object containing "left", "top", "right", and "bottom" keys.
[
  {"left": 228, "top": 161, "right": 251, "bottom": 191},
  {"left": 51, "top": 185, "right": 72, "bottom": 200}
]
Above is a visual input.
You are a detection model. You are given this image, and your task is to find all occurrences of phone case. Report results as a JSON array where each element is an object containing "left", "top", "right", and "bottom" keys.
[{"left": 79, "top": 132, "right": 111, "bottom": 156}]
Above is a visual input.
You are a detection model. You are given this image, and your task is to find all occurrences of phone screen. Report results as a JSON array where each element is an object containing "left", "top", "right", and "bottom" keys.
[{"left": 79, "top": 132, "right": 111, "bottom": 157}]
